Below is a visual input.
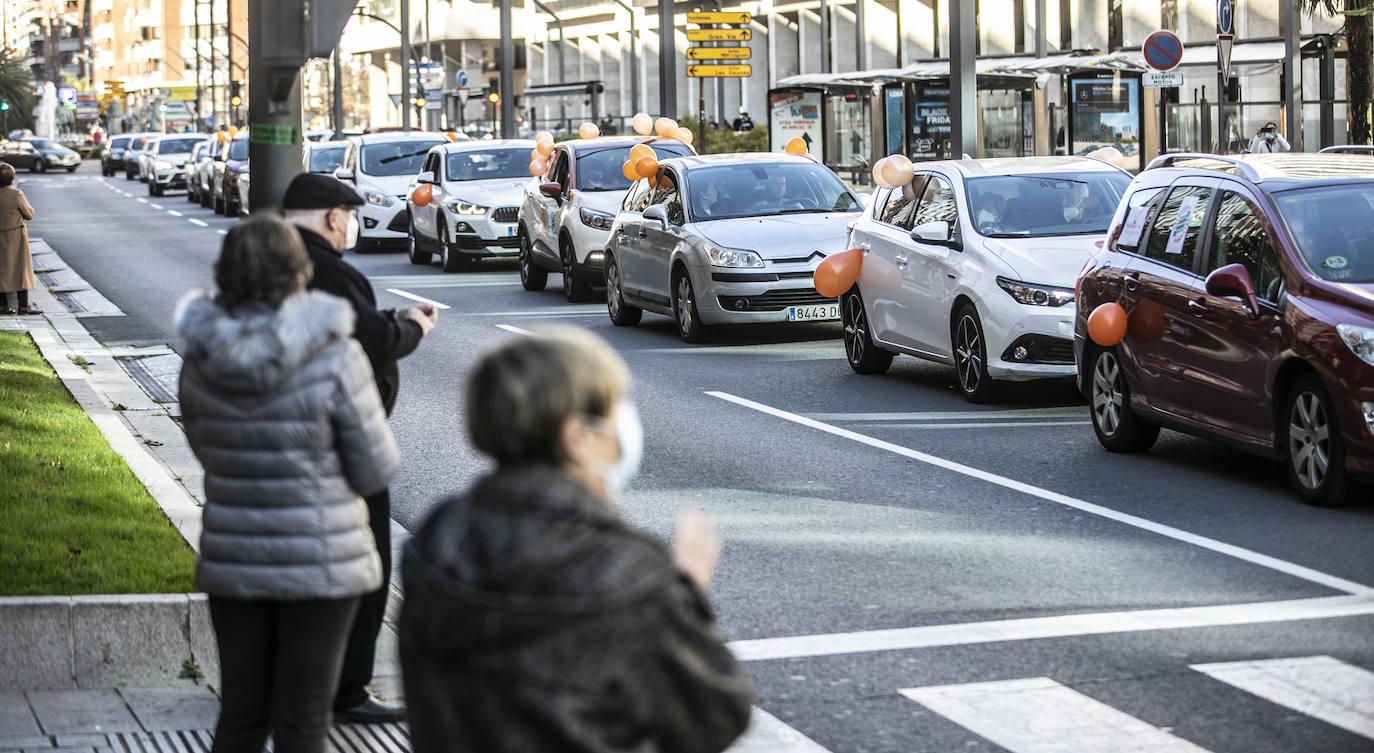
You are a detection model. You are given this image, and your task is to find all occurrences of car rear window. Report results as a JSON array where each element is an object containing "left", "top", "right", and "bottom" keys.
[
  {"left": 110, "top": 137, "right": 132, "bottom": 149},
  {"left": 158, "top": 137, "right": 204, "bottom": 154},
  {"left": 1272, "top": 183, "right": 1374, "bottom": 283},
  {"left": 228, "top": 139, "right": 249, "bottom": 160},
  {"left": 576, "top": 144, "right": 693, "bottom": 191},
  {"left": 309, "top": 147, "right": 345, "bottom": 173}
]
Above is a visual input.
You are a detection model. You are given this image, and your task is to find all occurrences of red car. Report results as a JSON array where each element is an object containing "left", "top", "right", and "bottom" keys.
[{"left": 1075, "top": 153, "right": 1374, "bottom": 506}]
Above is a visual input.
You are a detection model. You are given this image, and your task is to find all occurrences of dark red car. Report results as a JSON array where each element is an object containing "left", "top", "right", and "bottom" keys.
[{"left": 1074, "top": 153, "right": 1374, "bottom": 506}]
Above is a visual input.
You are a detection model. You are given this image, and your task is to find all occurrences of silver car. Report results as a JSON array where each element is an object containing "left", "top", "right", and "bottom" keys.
[
  {"left": 605, "top": 153, "right": 862, "bottom": 342},
  {"left": 146, "top": 134, "right": 207, "bottom": 197}
]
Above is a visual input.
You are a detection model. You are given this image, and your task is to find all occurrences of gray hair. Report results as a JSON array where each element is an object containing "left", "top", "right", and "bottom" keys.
[
  {"left": 466, "top": 327, "right": 629, "bottom": 467},
  {"left": 282, "top": 207, "right": 334, "bottom": 234}
]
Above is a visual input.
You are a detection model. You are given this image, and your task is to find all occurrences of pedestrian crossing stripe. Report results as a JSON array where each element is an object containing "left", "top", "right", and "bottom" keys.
[{"left": 1191, "top": 656, "right": 1374, "bottom": 739}]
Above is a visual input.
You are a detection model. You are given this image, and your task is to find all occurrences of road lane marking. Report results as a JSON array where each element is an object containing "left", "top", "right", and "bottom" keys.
[
  {"left": 149, "top": 202, "right": 163, "bottom": 209},
  {"left": 707, "top": 391, "right": 1374, "bottom": 598},
  {"left": 496, "top": 324, "right": 537, "bottom": 336},
  {"left": 188, "top": 219, "right": 208, "bottom": 227},
  {"left": 726, "top": 709, "right": 833, "bottom": 753},
  {"left": 135, "top": 198, "right": 147, "bottom": 203},
  {"left": 466, "top": 309, "right": 604, "bottom": 317},
  {"left": 727, "top": 595, "right": 1374, "bottom": 661},
  {"left": 167, "top": 210, "right": 182, "bottom": 217},
  {"left": 1191, "top": 656, "right": 1374, "bottom": 738},
  {"left": 900, "top": 677, "right": 1212, "bottom": 753},
  {"left": 384, "top": 288, "right": 451, "bottom": 310},
  {"left": 876, "top": 420, "right": 1090, "bottom": 429},
  {"left": 809, "top": 408, "right": 1085, "bottom": 421}
]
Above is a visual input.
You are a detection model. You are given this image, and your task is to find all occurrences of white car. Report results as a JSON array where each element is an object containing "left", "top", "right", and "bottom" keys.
[
  {"left": 406, "top": 139, "right": 536, "bottom": 272},
  {"left": 146, "top": 134, "right": 207, "bottom": 197},
  {"left": 335, "top": 131, "right": 448, "bottom": 252},
  {"left": 519, "top": 137, "right": 694, "bottom": 301},
  {"left": 843, "top": 156, "right": 1130, "bottom": 402}
]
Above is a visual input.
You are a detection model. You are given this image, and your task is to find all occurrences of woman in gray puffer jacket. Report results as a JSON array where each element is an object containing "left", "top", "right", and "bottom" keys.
[{"left": 175, "top": 215, "right": 399, "bottom": 753}]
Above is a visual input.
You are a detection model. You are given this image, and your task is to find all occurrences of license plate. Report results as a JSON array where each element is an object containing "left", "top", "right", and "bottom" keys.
[
  {"left": 787, "top": 304, "right": 840, "bottom": 322},
  {"left": 506, "top": 225, "right": 518, "bottom": 236}
]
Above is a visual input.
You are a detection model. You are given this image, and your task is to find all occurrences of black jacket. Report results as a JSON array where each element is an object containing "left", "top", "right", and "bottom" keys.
[
  {"left": 300, "top": 228, "right": 423, "bottom": 414},
  {"left": 399, "top": 466, "right": 754, "bottom": 753}
]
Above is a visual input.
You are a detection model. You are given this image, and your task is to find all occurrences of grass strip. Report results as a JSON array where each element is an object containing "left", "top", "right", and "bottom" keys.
[{"left": 0, "top": 331, "right": 196, "bottom": 595}]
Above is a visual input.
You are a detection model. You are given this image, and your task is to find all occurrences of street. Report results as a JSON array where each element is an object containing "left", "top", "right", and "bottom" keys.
[{"left": 25, "top": 169, "right": 1374, "bottom": 753}]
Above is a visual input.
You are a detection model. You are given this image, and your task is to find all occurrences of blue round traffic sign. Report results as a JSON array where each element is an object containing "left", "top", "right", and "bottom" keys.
[
  {"left": 457, "top": 70, "right": 469, "bottom": 87},
  {"left": 1142, "top": 29, "right": 1184, "bottom": 71},
  {"left": 1217, "top": 0, "right": 1234, "bottom": 35}
]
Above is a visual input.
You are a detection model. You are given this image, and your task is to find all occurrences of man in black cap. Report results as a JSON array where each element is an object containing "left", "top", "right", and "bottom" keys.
[{"left": 282, "top": 172, "right": 437, "bottom": 724}]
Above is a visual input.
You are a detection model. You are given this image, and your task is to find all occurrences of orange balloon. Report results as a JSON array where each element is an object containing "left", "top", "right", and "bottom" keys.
[
  {"left": 530, "top": 148, "right": 541, "bottom": 161},
  {"left": 655, "top": 173, "right": 674, "bottom": 189},
  {"left": 655, "top": 117, "right": 677, "bottom": 138},
  {"left": 1127, "top": 299, "right": 1165, "bottom": 343},
  {"left": 529, "top": 159, "right": 548, "bottom": 177},
  {"left": 622, "top": 160, "right": 639, "bottom": 182},
  {"left": 1088, "top": 302, "right": 1128, "bottom": 347},
  {"left": 535, "top": 130, "right": 553, "bottom": 144},
  {"left": 578, "top": 122, "right": 600, "bottom": 139},
  {"left": 412, "top": 183, "right": 433, "bottom": 207},
  {"left": 785, "top": 136, "right": 808, "bottom": 155},
  {"left": 227, "top": 125, "right": 239, "bottom": 137},
  {"left": 635, "top": 155, "right": 659, "bottom": 180},
  {"left": 675, "top": 127, "right": 694, "bottom": 144},
  {"left": 629, "top": 143, "right": 655, "bottom": 164},
  {"left": 632, "top": 112, "right": 654, "bottom": 135},
  {"left": 813, "top": 248, "right": 863, "bottom": 298},
  {"left": 536, "top": 139, "right": 555, "bottom": 157},
  {"left": 216, "top": 131, "right": 228, "bottom": 143},
  {"left": 445, "top": 131, "right": 460, "bottom": 142}
]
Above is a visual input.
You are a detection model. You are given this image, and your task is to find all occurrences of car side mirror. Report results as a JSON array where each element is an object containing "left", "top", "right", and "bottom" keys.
[
  {"left": 910, "top": 220, "right": 961, "bottom": 250},
  {"left": 334, "top": 167, "right": 355, "bottom": 182},
  {"left": 1205, "top": 263, "right": 1260, "bottom": 317},
  {"left": 539, "top": 182, "right": 563, "bottom": 202},
  {"left": 417, "top": 170, "right": 436, "bottom": 184},
  {"left": 643, "top": 204, "right": 669, "bottom": 228}
]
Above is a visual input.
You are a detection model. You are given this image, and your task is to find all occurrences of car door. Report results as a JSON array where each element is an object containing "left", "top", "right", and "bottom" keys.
[
  {"left": 858, "top": 176, "right": 925, "bottom": 347},
  {"left": 612, "top": 178, "right": 652, "bottom": 285},
  {"left": 412, "top": 152, "right": 440, "bottom": 242},
  {"left": 901, "top": 172, "right": 964, "bottom": 355},
  {"left": 641, "top": 169, "right": 688, "bottom": 296},
  {"left": 1177, "top": 184, "right": 1289, "bottom": 442},
  {"left": 534, "top": 149, "right": 570, "bottom": 266},
  {"left": 1122, "top": 179, "right": 1218, "bottom": 417}
]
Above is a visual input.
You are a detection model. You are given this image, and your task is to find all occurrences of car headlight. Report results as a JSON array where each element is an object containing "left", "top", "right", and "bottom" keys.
[
  {"left": 154, "top": 160, "right": 173, "bottom": 171},
  {"left": 579, "top": 207, "right": 615, "bottom": 230},
  {"left": 364, "top": 191, "right": 395, "bottom": 207},
  {"left": 707, "top": 246, "right": 765, "bottom": 268},
  {"left": 1337, "top": 324, "right": 1374, "bottom": 367},
  {"left": 450, "top": 200, "right": 488, "bottom": 215},
  {"left": 996, "top": 276, "right": 1075, "bottom": 307}
]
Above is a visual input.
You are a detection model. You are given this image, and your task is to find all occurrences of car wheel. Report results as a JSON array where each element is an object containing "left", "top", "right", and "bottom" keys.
[
  {"left": 841, "top": 291, "right": 894, "bottom": 375},
  {"left": 200, "top": 185, "right": 212, "bottom": 208},
  {"left": 213, "top": 190, "right": 224, "bottom": 215},
  {"left": 672, "top": 268, "right": 708, "bottom": 343},
  {"left": 186, "top": 184, "right": 197, "bottom": 202},
  {"left": 952, "top": 304, "right": 998, "bottom": 403},
  {"left": 1284, "top": 375, "right": 1358, "bottom": 507},
  {"left": 561, "top": 239, "right": 594, "bottom": 302},
  {"left": 519, "top": 227, "right": 548, "bottom": 291},
  {"left": 606, "top": 253, "right": 642, "bottom": 326},
  {"left": 1089, "top": 346, "right": 1160, "bottom": 452},
  {"left": 35, "top": 160, "right": 46, "bottom": 174},
  {"left": 440, "top": 224, "right": 472, "bottom": 273},
  {"left": 66, "top": 165, "right": 76, "bottom": 173},
  {"left": 407, "top": 224, "right": 433, "bottom": 266}
]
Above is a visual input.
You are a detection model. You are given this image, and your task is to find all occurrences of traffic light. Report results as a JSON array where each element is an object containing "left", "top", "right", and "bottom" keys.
[
  {"left": 413, "top": 97, "right": 427, "bottom": 108},
  {"left": 0, "top": 102, "right": 9, "bottom": 111},
  {"left": 158, "top": 103, "right": 167, "bottom": 113},
  {"left": 487, "top": 76, "right": 501, "bottom": 106},
  {"left": 229, "top": 81, "right": 242, "bottom": 108}
]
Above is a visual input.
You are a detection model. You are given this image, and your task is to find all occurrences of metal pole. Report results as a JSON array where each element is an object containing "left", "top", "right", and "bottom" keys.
[
  {"left": 1319, "top": 34, "right": 1335, "bottom": 148},
  {"left": 226, "top": 0, "right": 234, "bottom": 124},
  {"left": 1283, "top": 0, "right": 1303, "bottom": 150},
  {"left": 715, "top": 0, "right": 724, "bottom": 128},
  {"left": 1217, "top": 67, "right": 1225, "bottom": 153},
  {"left": 246, "top": 0, "right": 302, "bottom": 212},
  {"left": 819, "top": 0, "right": 830, "bottom": 73},
  {"left": 659, "top": 0, "right": 676, "bottom": 116},
  {"left": 425, "top": 0, "right": 432, "bottom": 130},
  {"left": 629, "top": 6, "right": 639, "bottom": 116},
  {"left": 209, "top": 0, "right": 218, "bottom": 128},
  {"left": 949, "top": 0, "right": 977, "bottom": 158},
  {"left": 499, "top": 0, "right": 516, "bottom": 137},
  {"left": 333, "top": 48, "right": 344, "bottom": 139},
  {"left": 855, "top": 0, "right": 865, "bottom": 70},
  {"left": 194, "top": 0, "right": 203, "bottom": 128},
  {"left": 401, "top": 0, "right": 412, "bottom": 130},
  {"left": 1034, "top": 0, "right": 1046, "bottom": 58}
]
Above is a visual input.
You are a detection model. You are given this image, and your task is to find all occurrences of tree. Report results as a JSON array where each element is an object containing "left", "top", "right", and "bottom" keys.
[
  {"left": 1302, "top": 0, "right": 1372, "bottom": 144},
  {"left": 0, "top": 48, "right": 35, "bottom": 133}
]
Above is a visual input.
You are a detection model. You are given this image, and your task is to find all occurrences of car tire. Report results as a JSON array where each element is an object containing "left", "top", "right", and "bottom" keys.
[
  {"left": 952, "top": 304, "right": 998, "bottom": 403},
  {"left": 213, "top": 191, "right": 224, "bottom": 215},
  {"left": 200, "top": 186, "right": 212, "bottom": 208},
  {"left": 66, "top": 165, "right": 76, "bottom": 173},
  {"left": 186, "top": 184, "right": 198, "bottom": 202},
  {"left": 841, "top": 290, "right": 894, "bottom": 375},
  {"left": 1284, "top": 374, "right": 1358, "bottom": 507},
  {"left": 519, "top": 227, "right": 548, "bottom": 291},
  {"left": 672, "top": 268, "right": 708, "bottom": 343},
  {"left": 605, "top": 253, "right": 642, "bottom": 326},
  {"left": 440, "top": 224, "right": 471, "bottom": 273},
  {"left": 35, "top": 160, "right": 46, "bottom": 174},
  {"left": 561, "top": 238, "right": 594, "bottom": 303},
  {"left": 1088, "top": 346, "right": 1160, "bottom": 452},
  {"left": 407, "top": 225, "right": 433, "bottom": 266}
]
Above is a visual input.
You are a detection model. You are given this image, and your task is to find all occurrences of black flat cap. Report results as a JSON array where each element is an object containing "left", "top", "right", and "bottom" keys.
[{"left": 282, "top": 172, "right": 365, "bottom": 209}]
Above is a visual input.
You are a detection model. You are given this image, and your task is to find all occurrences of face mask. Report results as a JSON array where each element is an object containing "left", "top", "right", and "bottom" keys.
[
  {"left": 343, "top": 211, "right": 359, "bottom": 250},
  {"left": 1264, "top": 132, "right": 1276, "bottom": 142},
  {"left": 589, "top": 400, "right": 643, "bottom": 496}
]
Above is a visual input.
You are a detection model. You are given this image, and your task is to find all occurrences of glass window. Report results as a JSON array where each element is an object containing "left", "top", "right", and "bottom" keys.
[
  {"left": 549, "top": 151, "right": 570, "bottom": 189},
  {"left": 624, "top": 179, "right": 653, "bottom": 212},
  {"left": 686, "top": 162, "right": 861, "bottom": 221},
  {"left": 1272, "top": 183, "right": 1374, "bottom": 284},
  {"left": 157, "top": 137, "right": 204, "bottom": 154},
  {"left": 878, "top": 175, "right": 929, "bottom": 229},
  {"left": 445, "top": 148, "right": 530, "bottom": 181},
  {"left": 227, "top": 138, "right": 249, "bottom": 160},
  {"left": 966, "top": 172, "right": 1129, "bottom": 237},
  {"left": 359, "top": 139, "right": 446, "bottom": 176},
  {"left": 1144, "top": 185, "right": 1212, "bottom": 272},
  {"left": 911, "top": 175, "right": 958, "bottom": 228},
  {"left": 826, "top": 92, "right": 870, "bottom": 169},
  {"left": 110, "top": 136, "right": 132, "bottom": 149},
  {"left": 308, "top": 146, "right": 345, "bottom": 173},
  {"left": 1113, "top": 186, "right": 1167, "bottom": 251},
  {"left": 1210, "top": 191, "right": 1285, "bottom": 302},
  {"left": 648, "top": 173, "right": 684, "bottom": 224},
  {"left": 575, "top": 144, "right": 692, "bottom": 191}
]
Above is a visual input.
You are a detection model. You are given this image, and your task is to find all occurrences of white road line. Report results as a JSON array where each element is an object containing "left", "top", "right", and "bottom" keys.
[
  {"left": 384, "top": 288, "right": 451, "bottom": 310},
  {"left": 901, "top": 677, "right": 1212, "bottom": 753},
  {"left": 809, "top": 408, "right": 1085, "bottom": 421},
  {"left": 725, "top": 709, "right": 833, "bottom": 753},
  {"left": 707, "top": 391, "right": 1374, "bottom": 598},
  {"left": 875, "top": 420, "right": 1090, "bottom": 429},
  {"left": 188, "top": 219, "right": 208, "bottom": 227},
  {"left": 727, "top": 595, "right": 1374, "bottom": 662},
  {"left": 217, "top": 229, "right": 227, "bottom": 235},
  {"left": 467, "top": 310, "right": 604, "bottom": 317},
  {"left": 167, "top": 210, "right": 182, "bottom": 217},
  {"left": 1191, "top": 656, "right": 1374, "bottom": 739},
  {"left": 496, "top": 324, "right": 537, "bottom": 336},
  {"left": 149, "top": 202, "right": 163, "bottom": 209},
  {"left": 135, "top": 198, "right": 147, "bottom": 203}
]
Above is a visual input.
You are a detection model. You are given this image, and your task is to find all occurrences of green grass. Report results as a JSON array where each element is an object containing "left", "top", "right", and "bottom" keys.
[{"left": 0, "top": 332, "right": 196, "bottom": 595}]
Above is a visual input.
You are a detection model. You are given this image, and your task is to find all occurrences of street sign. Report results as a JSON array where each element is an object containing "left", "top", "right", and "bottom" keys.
[
  {"left": 57, "top": 86, "right": 77, "bottom": 104},
  {"left": 686, "top": 64, "right": 752, "bottom": 77},
  {"left": 410, "top": 62, "right": 444, "bottom": 92},
  {"left": 686, "top": 11, "right": 751, "bottom": 24},
  {"left": 685, "top": 47, "right": 751, "bottom": 60},
  {"left": 1142, "top": 29, "right": 1183, "bottom": 71},
  {"left": 457, "top": 70, "right": 469, "bottom": 88},
  {"left": 457, "top": 87, "right": 470, "bottom": 105},
  {"left": 1217, "top": 0, "right": 1234, "bottom": 35},
  {"left": 1218, "top": 33, "right": 1234, "bottom": 83},
  {"left": 389, "top": 94, "right": 403, "bottom": 108},
  {"left": 686, "top": 28, "right": 751, "bottom": 41},
  {"left": 1143, "top": 71, "right": 1184, "bottom": 88}
]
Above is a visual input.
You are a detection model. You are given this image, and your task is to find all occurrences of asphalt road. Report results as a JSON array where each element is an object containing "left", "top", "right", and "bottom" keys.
[{"left": 24, "top": 169, "right": 1374, "bottom": 753}]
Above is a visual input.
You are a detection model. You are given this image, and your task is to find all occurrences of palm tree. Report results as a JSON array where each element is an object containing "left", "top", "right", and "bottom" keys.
[
  {"left": 0, "top": 48, "right": 36, "bottom": 132},
  {"left": 1301, "top": 0, "right": 1372, "bottom": 144}
]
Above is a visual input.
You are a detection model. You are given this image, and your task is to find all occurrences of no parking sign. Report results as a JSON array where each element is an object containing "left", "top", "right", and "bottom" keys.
[{"left": 1142, "top": 30, "right": 1183, "bottom": 72}]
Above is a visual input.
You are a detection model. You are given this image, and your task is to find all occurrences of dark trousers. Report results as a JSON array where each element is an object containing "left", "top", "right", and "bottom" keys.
[
  {"left": 209, "top": 596, "right": 360, "bottom": 753},
  {"left": 334, "top": 487, "right": 391, "bottom": 709},
  {"left": 2, "top": 291, "right": 27, "bottom": 308}
]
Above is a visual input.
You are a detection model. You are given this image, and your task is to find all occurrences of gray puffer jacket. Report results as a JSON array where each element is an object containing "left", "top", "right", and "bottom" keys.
[{"left": 175, "top": 290, "right": 399, "bottom": 601}]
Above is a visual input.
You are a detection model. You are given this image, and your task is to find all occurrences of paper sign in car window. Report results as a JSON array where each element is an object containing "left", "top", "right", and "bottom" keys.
[
  {"left": 1165, "top": 196, "right": 1200, "bottom": 255},
  {"left": 1118, "top": 207, "right": 1149, "bottom": 248}
]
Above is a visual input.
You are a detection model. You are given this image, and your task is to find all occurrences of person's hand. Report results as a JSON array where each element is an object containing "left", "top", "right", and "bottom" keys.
[
  {"left": 672, "top": 509, "right": 721, "bottom": 590},
  {"left": 400, "top": 304, "right": 438, "bottom": 335}
]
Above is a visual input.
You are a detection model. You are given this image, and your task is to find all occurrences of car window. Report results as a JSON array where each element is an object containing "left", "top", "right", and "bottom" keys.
[
  {"left": 1114, "top": 186, "right": 1167, "bottom": 251},
  {"left": 686, "top": 161, "right": 861, "bottom": 221},
  {"left": 1271, "top": 183, "right": 1374, "bottom": 284},
  {"left": 966, "top": 172, "right": 1129, "bottom": 238},
  {"left": 550, "top": 150, "right": 570, "bottom": 190},
  {"left": 624, "top": 179, "right": 652, "bottom": 212},
  {"left": 575, "top": 144, "right": 693, "bottom": 191},
  {"left": 227, "top": 139, "right": 249, "bottom": 160},
  {"left": 446, "top": 148, "right": 530, "bottom": 181},
  {"left": 910, "top": 175, "right": 958, "bottom": 228},
  {"left": 1143, "top": 184, "right": 1212, "bottom": 273},
  {"left": 879, "top": 175, "right": 928, "bottom": 229},
  {"left": 111, "top": 137, "right": 132, "bottom": 149},
  {"left": 308, "top": 146, "right": 345, "bottom": 173},
  {"left": 1210, "top": 190, "right": 1285, "bottom": 303},
  {"left": 359, "top": 139, "right": 445, "bottom": 176},
  {"left": 647, "top": 173, "right": 684, "bottom": 224},
  {"left": 422, "top": 152, "right": 440, "bottom": 178},
  {"left": 157, "top": 137, "right": 203, "bottom": 154}
]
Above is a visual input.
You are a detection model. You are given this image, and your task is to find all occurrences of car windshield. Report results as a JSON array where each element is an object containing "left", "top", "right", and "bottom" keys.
[
  {"left": 576, "top": 144, "right": 693, "bottom": 191},
  {"left": 966, "top": 173, "right": 1129, "bottom": 237},
  {"left": 447, "top": 148, "right": 529, "bottom": 181},
  {"left": 1272, "top": 183, "right": 1374, "bottom": 283},
  {"left": 361, "top": 139, "right": 445, "bottom": 176},
  {"left": 228, "top": 139, "right": 249, "bottom": 160},
  {"left": 110, "top": 137, "right": 131, "bottom": 149},
  {"left": 28, "top": 139, "right": 58, "bottom": 150},
  {"left": 158, "top": 138, "right": 203, "bottom": 154},
  {"left": 308, "top": 146, "right": 345, "bottom": 173},
  {"left": 687, "top": 162, "right": 862, "bottom": 221}
]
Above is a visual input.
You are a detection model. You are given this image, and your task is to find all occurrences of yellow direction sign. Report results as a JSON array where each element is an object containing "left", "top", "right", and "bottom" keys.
[
  {"left": 687, "top": 11, "right": 752, "bottom": 24},
  {"left": 686, "top": 64, "right": 753, "bottom": 77},
  {"left": 686, "top": 28, "right": 751, "bottom": 41},
  {"left": 685, "top": 47, "right": 752, "bottom": 61}
]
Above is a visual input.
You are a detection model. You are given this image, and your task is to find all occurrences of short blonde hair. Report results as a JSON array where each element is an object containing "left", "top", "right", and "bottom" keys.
[{"left": 466, "top": 327, "right": 629, "bottom": 466}]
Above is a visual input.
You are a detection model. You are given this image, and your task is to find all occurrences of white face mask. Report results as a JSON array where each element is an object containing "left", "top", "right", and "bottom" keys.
[
  {"left": 589, "top": 400, "right": 643, "bottom": 496},
  {"left": 344, "top": 212, "right": 360, "bottom": 250}
]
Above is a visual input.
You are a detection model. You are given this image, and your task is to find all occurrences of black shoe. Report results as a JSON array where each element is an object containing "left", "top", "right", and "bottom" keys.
[
  {"left": 17, "top": 305, "right": 41, "bottom": 315},
  {"left": 333, "top": 694, "right": 406, "bottom": 724},
  {"left": 0, "top": 306, "right": 14, "bottom": 315}
]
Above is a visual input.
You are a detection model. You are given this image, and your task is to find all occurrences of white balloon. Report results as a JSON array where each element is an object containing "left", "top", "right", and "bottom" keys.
[{"left": 871, "top": 156, "right": 895, "bottom": 190}]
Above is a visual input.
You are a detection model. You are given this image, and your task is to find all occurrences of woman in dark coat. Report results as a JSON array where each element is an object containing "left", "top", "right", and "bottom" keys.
[
  {"left": 0, "top": 163, "right": 38, "bottom": 315},
  {"left": 400, "top": 327, "right": 753, "bottom": 753}
]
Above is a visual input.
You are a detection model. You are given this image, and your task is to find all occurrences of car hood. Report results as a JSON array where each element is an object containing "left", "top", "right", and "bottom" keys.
[
  {"left": 696, "top": 213, "right": 855, "bottom": 259},
  {"left": 158, "top": 152, "right": 193, "bottom": 164},
  {"left": 979, "top": 234, "right": 1104, "bottom": 288},
  {"left": 442, "top": 177, "right": 528, "bottom": 207},
  {"left": 359, "top": 173, "right": 415, "bottom": 197},
  {"left": 574, "top": 190, "right": 627, "bottom": 215}
]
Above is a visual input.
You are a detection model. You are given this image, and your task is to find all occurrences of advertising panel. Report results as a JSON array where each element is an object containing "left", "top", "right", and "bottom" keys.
[
  {"left": 884, "top": 86, "right": 904, "bottom": 157},
  {"left": 1068, "top": 74, "right": 1143, "bottom": 171},
  {"left": 908, "top": 85, "right": 951, "bottom": 161},
  {"left": 769, "top": 89, "right": 823, "bottom": 162}
]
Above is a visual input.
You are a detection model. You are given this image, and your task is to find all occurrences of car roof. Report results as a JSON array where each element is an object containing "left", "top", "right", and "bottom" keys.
[
  {"left": 354, "top": 131, "right": 448, "bottom": 144},
  {"left": 1145, "top": 153, "right": 1374, "bottom": 191},
  {"left": 435, "top": 138, "right": 536, "bottom": 154},
  {"left": 927, "top": 156, "right": 1128, "bottom": 178},
  {"left": 561, "top": 136, "right": 688, "bottom": 153},
  {"left": 665, "top": 152, "right": 820, "bottom": 171},
  {"left": 308, "top": 140, "right": 350, "bottom": 149}
]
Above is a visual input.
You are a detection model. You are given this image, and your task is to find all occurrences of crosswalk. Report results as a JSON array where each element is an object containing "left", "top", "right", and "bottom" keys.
[{"left": 737, "top": 655, "right": 1374, "bottom": 753}]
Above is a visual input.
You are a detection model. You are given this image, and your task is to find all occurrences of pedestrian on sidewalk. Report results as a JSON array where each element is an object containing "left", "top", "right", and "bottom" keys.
[
  {"left": 0, "top": 163, "right": 39, "bottom": 315},
  {"left": 281, "top": 172, "right": 438, "bottom": 724},
  {"left": 399, "top": 327, "right": 754, "bottom": 753},
  {"left": 174, "top": 214, "right": 400, "bottom": 753}
]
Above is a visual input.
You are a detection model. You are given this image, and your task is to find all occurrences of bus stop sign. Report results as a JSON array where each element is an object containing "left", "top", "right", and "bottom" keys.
[{"left": 1142, "top": 30, "right": 1183, "bottom": 71}]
